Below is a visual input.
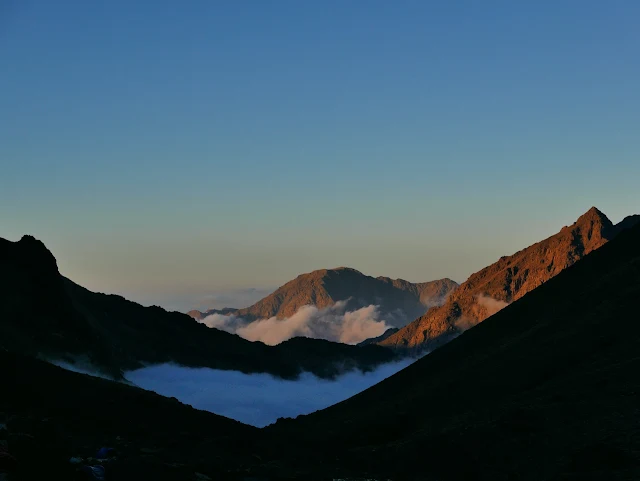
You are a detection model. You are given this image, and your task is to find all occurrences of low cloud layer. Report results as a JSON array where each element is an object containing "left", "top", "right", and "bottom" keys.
[
  {"left": 199, "top": 300, "right": 391, "bottom": 345},
  {"left": 48, "top": 359, "right": 114, "bottom": 380},
  {"left": 454, "top": 294, "right": 510, "bottom": 332},
  {"left": 125, "top": 360, "right": 414, "bottom": 427},
  {"left": 476, "top": 294, "right": 510, "bottom": 316}
]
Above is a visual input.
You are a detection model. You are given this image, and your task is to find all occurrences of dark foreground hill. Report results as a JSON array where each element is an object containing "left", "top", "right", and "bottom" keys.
[
  {"left": 265, "top": 220, "right": 640, "bottom": 480},
  {"left": 0, "top": 350, "right": 262, "bottom": 481},
  {"left": 0, "top": 235, "right": 398, "bottom": 380},
  {"left": 2, "top": 220, "right": 639, "bottom": 480}
]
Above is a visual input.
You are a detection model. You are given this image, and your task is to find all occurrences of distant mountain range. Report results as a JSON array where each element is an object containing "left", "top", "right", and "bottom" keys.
[
  {"left": 3, "top": 216, "right": 639, "bottom": 480},
  {"left": 0, "top": 236, "right": 399, "bottom": 379},
  {"left": 380, "top": 207, "right": 640, "bottom": 351},
  {"left": 188, "top": 267, "right": 458, "bottom": 327}
]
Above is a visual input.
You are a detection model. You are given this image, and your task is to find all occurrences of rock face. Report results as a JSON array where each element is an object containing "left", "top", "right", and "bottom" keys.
[
  {"left": 0, "top": 236, "right": 399, "bottom": 379},
  {"left": 380, "top": 207, "right": 640, "bottom": 350},
  {"left": 3, "top": 214, "right": 640, "bottom": 481},
  {"left": 190, "top": 268, "right": 458, "bottom": 328},
  {"left": 265, "top": 220, "right": 640, "bottom": 481}
]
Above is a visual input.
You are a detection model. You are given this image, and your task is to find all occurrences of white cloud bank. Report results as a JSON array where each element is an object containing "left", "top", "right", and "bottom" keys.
[
  {"left": 199, "top": 300, "right": 391, "bottom": 345},
  {"left": 125, "top": 359, "right": 414, "bottom": 427}
]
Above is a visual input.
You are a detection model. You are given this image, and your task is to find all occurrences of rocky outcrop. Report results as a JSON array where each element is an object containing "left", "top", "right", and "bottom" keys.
[{"left": 380, "top": 207, "right": 640, "bottom": 350}]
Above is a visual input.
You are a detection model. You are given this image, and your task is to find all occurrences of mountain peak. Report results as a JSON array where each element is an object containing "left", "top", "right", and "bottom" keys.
[
  {"left": 328, "top": 267, "right": 362, "bottom": 274},
  {"left": 192, "top": 267, "right": 458, "bottom": 328},
  {"left": 575, "top": 206, "right": 612, "bottom": 227},
  {"left": 0, "top": 235, "right": 59, "bottom": 274},
  {"left": 381, "top": 208, "right": 636, "bottom": 350}
]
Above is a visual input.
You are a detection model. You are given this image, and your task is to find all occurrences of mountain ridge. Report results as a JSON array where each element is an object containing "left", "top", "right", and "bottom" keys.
[
  {"left": 380, "top": 207, "right": 639, "bottom": 350},
  {"left": 263, "top": 219, "right": 640, "bottom": 480},
  {"left": 0, "top": 235, "right": 400, "bottom": 380},
  {"left": 189, "top": 267, "right": 458, "bottom": 328},
  {"left": 2, "top": 213, "right": 639, "bottom": 480}
]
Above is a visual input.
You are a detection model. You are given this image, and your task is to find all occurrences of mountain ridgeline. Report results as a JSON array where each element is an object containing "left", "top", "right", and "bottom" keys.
[
  {"left": 0, "top": 236, "right": 399, "bottom": 379},
  {"left": 189, "top": 267, "right": 458, "bottom": 327},
  {"left": 2, "top": 215, "right": 639, "bottom": 480},
  {"left": 266, "top": 218, "right": 640, "bottom": 480},
  {"left": 380, "top": 207, "right": 640, "bottom": 351}
]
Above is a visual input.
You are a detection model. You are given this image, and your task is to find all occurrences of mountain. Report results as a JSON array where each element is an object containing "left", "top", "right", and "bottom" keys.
[
  {"left": 265, "top": 219, "right": 640, "bottom": 480},
  {"left": 380, "top": 207, "right": 640, "bottom": 350},
  {"left": 189, "top": 267, "right": 458, "bottom": 328},
  {"left": 356, "top": 327, "right": 400, "bottom": 346},
  {"left": 0, "top": 235, "right": 399, "bottom": 379},
  {"left": 3, "top": 216, "right": 639, "bottom": 481}
]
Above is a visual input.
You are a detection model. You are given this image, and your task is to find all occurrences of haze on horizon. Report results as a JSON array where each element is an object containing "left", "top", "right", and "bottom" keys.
[{"left": 1, "top": 1, "right": 639, "bottom": 312}]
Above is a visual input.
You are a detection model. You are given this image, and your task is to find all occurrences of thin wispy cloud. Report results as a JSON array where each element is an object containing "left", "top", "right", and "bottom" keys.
[{"left": 476, "top": 294, "right": 510, "bottom": 316}]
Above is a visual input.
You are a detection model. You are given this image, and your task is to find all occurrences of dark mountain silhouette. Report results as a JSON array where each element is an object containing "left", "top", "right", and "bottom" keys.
[
  {"left": 189, "top": 267, "right": 458, "bottom": 328},
  {"left": 0, "top": 349, "right": 258, "bottom": 480},
  {"left": 0, "top": 235, "right": 399, "bottom": 380},
  {"left": 265, "top": 219, "right": 640, "bottom": 480},
  {"left": 381, "top": 207, "right": 640, "bottom": 350},
  {"left": 2, "top": 216, "right": 639, "bottom": 480}
]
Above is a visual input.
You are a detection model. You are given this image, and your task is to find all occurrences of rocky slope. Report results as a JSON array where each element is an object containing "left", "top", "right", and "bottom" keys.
[
  {"left": 0, "top": 349, "right": 259, "bottom": 481},
  {"left": 3, "top": 214, "right": 639, "bottom": 481},
  {"left": 189, "top": 267, "right": 458, "bottom": 328},
  {"left": 0, "top": 235, "right": 399, "bottom": 380},
  {"left": 266, "top": 220, "right": 640, "bottom": 481},
  {"left": 380, "top": 207, "right": 639, "bottom": 350}
]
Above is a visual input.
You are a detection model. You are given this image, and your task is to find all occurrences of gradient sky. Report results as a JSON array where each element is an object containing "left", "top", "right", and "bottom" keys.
[{"left": 1, "top": 1, "right": 639, "bottom": 311}]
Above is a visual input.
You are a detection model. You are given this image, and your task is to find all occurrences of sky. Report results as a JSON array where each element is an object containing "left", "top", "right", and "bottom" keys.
[{"left": 1, "top": 1, "right": 639, "bottom": 311}]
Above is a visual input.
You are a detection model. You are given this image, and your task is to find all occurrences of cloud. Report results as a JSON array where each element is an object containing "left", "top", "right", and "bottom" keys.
[
  {"left": 125, "top": 359, "right": 414, "bottom": 427},
  {"left": 48, "top": 359, "right": 114, "bottom": 380},
  {"left": 454, "top": 294, "right": 510, "bottom": 332},
  {"left": 199, "top": 300, "right": 390, "bottom": 345},
  {"left": 476, "top": 294, "right": 510, "bottom": 316},
  {"left": 453, "top": 316, "right": 476, "bottom": 332}
]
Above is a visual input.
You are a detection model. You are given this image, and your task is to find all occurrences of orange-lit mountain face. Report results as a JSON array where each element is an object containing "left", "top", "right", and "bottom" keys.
[
  {"left": 265, "top": 218, "right": 640, "bottom": 481},
  {"left": 2, "top": 211, "right": 639, "bottom": 481},
  {"left": 381, "top": 207, "right": 640, "bottom": 350},
  {"left": 189, "top": 267, "right": 458, "bottom": 328}
]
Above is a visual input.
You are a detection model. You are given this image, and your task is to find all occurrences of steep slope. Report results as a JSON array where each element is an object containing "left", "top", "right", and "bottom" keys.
[
  {"left": 265, "top": 220, "right": 640, "bottom": 481},
  {"left": 0, "top": 350, "right": 261, "bottom": 481},
  {"left": 3, "top": 219, "right": 639, "bottom": 481},
  {"left": 381, "top": 207, "right": 639, "bottom": 350},
  {"left": 0, "top": 235, "right": 399, "bottom": 379},
  {"left": 190, "top": 267, "right": 458, "bottom": 328}
]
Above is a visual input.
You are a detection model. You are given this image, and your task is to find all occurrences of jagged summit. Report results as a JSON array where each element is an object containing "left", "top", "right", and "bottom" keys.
[{"left": 381, "top": 207, "right": 639, "bottom": 350}]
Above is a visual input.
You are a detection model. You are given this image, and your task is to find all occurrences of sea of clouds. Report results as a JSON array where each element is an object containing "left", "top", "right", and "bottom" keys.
[
  {"left": 199, "top": 300, "right": 391, "bottom": 345},
  {"left": 124, "top": 359, "right": 414, "bottom": 427}
]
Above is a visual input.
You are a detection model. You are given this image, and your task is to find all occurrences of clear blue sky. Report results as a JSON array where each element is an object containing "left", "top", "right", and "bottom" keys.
[{"left": 1, "top": 1, "right": 639, "bottom": 311}]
